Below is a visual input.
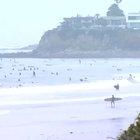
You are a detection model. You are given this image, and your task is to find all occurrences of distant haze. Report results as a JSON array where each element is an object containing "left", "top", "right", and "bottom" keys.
[{"left": 0, "top": 0, "right": 139, "bottom": 48}]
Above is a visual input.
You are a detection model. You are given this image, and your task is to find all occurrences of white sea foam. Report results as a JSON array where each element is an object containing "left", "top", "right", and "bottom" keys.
[
  {"left": 0, "top": 79, "right": 131, "bottom": 95},
  {"left": 0, "top": 110, "right": 10, "bottom": 115}
]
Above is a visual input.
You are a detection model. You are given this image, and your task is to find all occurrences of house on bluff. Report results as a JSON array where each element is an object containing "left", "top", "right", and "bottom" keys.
[
  {"left": 57, "top": 15, "right": 126, "bottom": 30},
  {"left": 57, "top": 13, "right": 140, "bottom": 30}
]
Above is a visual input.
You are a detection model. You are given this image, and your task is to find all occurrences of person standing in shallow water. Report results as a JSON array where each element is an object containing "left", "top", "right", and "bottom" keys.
[
  {"left": 33, "top": 71, "right": 36, "bottom": 77},
  {"left": 114, "top": 84, "right": 119, "bottom": 90},
  {"left": 111, "top": 95, "right": 115, "bottom": 108},
  {"left": 79, "top": 59, "right": 81, "bottom": 64}
]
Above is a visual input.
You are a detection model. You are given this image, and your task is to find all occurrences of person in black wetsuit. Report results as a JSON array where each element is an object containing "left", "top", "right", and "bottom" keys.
[
  {"left": 114, "top": 84, "right": 119, "bottom": 90},
  {"left": 111, "top": 95, "right": 115, "bottom": 108},
  {"left": 33, "top": 71, "right": 36, "bottom": 77}
]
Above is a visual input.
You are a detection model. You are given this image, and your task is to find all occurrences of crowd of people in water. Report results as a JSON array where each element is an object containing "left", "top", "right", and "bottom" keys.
[{"left": 0, "top": 58, "right": 94, "bottom": 88}]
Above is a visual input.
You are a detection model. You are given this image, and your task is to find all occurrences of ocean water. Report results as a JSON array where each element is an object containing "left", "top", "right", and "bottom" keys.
[
  {"left": 0, "top": 58, "right": 140, "bottom": 87},
  {"left": 0, "top": 49, "right": 32, "bottom": 53}
]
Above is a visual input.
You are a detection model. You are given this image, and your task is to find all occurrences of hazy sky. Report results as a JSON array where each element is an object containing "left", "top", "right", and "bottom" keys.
[{"left": 0, "top": 0, "right": 139, "bottom": 48}]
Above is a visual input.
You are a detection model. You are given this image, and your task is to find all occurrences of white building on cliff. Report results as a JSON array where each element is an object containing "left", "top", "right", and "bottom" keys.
[{"left": 127, "top": 12, "right": 140, "bottom": 29}]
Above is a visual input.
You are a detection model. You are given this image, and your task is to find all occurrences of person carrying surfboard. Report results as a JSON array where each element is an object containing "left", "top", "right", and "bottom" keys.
[
  {"left": 111, "top": 95, "right": 115, "bottom": 108},
  {"left": 104, "top": 95, "right": 122, "bottom": 107}
]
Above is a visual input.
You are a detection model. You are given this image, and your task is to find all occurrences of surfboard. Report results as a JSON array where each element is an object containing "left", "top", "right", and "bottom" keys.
[{"left": 104, "top": 97, "right": 122, "bottom": 102}]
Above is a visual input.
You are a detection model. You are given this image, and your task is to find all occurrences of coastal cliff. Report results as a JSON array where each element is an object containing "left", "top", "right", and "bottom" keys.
[{"left": 32, "top": 28, "right": 140, "bottom": 58}]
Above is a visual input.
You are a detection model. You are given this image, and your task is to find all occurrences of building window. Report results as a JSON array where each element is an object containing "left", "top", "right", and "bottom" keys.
[
  {"left": 130, "top": 22, "right": 140, "bottom": 28},
  {"left": 128, "top": 16, "right": 140, "bottom": 20}
]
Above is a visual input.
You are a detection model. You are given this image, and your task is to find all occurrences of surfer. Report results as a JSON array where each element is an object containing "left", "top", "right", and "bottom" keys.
[
  {"left": 114, "top": 84, "right": 119, "bottom": 90},
  {"left": 111, "top": 95, "right": 115, "bottom": 108},
  {"left": 127, "top": 74, "right": 134, "bottom": 81},
  {"left": 79, "top": 59, "right": 81, "bottom": 64},
  {"left": 33, "top": 71, "right": 36, "bottom": 76},
  {"left": 69, "top": 77, "right": 71, "bottom": 81},
  {"left": 104, "top": 95, "right": 122, "bottom": 107}
]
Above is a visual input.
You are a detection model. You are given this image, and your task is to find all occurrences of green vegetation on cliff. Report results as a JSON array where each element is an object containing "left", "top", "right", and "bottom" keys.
[{"left": 118, "top": 114, "right": 140, "bottom": 140}]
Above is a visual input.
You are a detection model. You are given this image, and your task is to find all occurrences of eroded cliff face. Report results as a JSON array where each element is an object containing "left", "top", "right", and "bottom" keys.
[{"left": 33, "top": 28, "right": 140, "bottom": 57}]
